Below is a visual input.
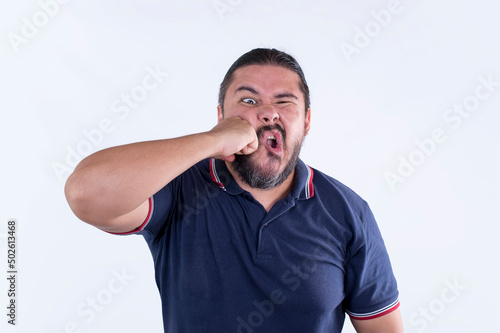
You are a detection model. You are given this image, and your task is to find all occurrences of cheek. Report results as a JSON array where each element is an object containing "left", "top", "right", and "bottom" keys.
[
  {"left": 279, "top": 106, "right": 302, "bottom": 121},
  {"left": 281, "top": 112, "right": 304, "bottom": 132},
  {"left": 225, "top": 103, "right": 246, "bottom": 117},
  {"left": 230, "top": 107, "right": 258, "bottom": 125}
]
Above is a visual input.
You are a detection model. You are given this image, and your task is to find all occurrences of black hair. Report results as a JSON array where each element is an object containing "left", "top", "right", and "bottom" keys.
[{"left": 218, "top": 48, "right": 310, "bottom": 115}]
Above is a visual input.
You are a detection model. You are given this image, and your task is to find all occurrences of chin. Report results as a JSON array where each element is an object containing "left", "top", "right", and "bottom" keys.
[
  {"left": 252, "top": 149, "right": 284, "bottom": 170},
  {"left": 232, "top": 149, "right": 294, "bottom": 190}
]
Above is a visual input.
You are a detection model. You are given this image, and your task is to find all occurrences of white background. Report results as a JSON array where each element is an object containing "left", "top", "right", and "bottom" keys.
[{"left": 1, "top": 0, "right": 499, "bottom": 332}]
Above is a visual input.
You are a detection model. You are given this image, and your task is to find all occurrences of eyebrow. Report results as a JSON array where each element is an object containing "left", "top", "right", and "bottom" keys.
[
  {"left": 274, "top": 93, "right": 298, "bottom": 100},
  {"left": 235, "top": 86, "right": 259, "bottom": 95},
  {"left": 235, "top": 86, "right": 299, "bottom": 100}
]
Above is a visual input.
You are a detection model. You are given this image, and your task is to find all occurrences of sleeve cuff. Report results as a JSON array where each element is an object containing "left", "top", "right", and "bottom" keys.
[
  {"left": 346, "top": 298, "right": 400, "bottom": 321},
  {"left": 106, "top": 197, "right": 154, "bottom": 235}
]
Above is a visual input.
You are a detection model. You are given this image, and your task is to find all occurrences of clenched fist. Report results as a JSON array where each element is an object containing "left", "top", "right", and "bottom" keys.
[{"left": 208, "top": 117, "right": 259, "bottom": 162}]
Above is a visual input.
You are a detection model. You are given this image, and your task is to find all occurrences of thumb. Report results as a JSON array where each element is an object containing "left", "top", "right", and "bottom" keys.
[
  {"left": 220, "top": 155, "right": 235, "bottom": 162},
  {"left": 240, "top": 137, "right": 259, "bottom": 155}
]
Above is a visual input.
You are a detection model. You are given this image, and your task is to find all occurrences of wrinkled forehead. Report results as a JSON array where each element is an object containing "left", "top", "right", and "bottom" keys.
[{"left": 228, "top": 65, "right": 304, "bottom": 98}]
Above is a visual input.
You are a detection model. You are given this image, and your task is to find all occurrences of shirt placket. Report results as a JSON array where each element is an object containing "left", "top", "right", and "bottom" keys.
[{"left": 255, "top": 198, "right": 295, "bottom": 260}]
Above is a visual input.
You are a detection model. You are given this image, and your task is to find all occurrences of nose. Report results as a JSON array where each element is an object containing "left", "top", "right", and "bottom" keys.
[{"left": 258, "top": 103, "right": 279, "bottom": 124}]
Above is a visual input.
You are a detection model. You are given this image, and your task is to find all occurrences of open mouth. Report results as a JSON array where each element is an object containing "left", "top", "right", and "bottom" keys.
[
  {"left": 267, "top": 135, "right": 278, "bottom": 148},
  {"left": 261, "top": 130, "right": 283, "bottom": 155}
]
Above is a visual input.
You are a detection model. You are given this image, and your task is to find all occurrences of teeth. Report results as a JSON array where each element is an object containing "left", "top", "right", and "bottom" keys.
[{"left": 267, "top": 135, "right": 276, "bottom": 140}]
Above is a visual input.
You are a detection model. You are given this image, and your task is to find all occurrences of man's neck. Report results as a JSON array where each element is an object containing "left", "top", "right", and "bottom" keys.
[{"left": 225, "top": 161, "right": 295, "bottom": 212}]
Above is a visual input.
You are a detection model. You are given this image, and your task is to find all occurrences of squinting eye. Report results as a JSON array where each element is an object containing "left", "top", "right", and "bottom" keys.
[
  {"left": 242, "top": 98, "right": 257, "bottom": 105},
  {"left": 275, "top": 101, "right": 292, "bottom": 107}
]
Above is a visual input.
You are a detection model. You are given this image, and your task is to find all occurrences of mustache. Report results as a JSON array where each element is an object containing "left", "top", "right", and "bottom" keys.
[{"left": 256, "top": 124, "right": 286, "bottom": 142}]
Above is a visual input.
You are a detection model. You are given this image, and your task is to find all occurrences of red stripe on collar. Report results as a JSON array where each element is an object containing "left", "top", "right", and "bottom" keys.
[
  {"left": 209, "top": 158, "right": 225, "bottom": 189},
  {"left": 306, "top": 166, "right": 315, "bottom": 199}
]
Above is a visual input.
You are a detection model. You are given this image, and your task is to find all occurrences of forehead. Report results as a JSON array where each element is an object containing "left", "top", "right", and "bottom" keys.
[{"left": 228, "top": 65, "right": 303, "bottom": 97}]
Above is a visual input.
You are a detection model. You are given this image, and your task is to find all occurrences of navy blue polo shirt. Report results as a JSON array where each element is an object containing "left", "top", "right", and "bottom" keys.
[{"left": 116, "top": 158, "right": 399, "bottom": 332}]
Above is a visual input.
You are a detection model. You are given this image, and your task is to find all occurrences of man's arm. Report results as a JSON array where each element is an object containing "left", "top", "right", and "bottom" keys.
[
  {"left": 64, "top": 117, "right": 258, "bottom": 233},
  {"left": 350, "top": 308, "right": 404, "bottom": 333}
]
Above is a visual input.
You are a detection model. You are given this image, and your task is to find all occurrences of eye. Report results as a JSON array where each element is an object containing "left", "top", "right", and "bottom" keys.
[
  {"left": 275, "top": 101, "right": 293, "bottom": 107},
  {"left": 242, "top": 98, "right": 257, "bottom": 105}
]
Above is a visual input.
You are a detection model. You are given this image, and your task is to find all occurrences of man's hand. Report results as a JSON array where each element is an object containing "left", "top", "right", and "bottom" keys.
[{"left": 208, "top": 117, "right": 259, "bottom": 162}]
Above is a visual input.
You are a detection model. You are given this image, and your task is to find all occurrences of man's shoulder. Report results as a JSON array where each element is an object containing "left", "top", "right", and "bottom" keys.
[
  {"left": 171, "top": 158, "right": 212, "bottom": 186},
  {"left": 192, "top": 158, "right": 211, "bottom": 172},
  {"left": 307, "top": 164, "right": 368, "bottom": 209},
  {"left": 181, "top": 158, "right": 211, "bottom": 174}
]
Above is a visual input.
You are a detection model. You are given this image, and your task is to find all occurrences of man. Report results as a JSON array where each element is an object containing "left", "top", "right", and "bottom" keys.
[{"left": 65, "top": 48, "right": 403, "bottom": 332}]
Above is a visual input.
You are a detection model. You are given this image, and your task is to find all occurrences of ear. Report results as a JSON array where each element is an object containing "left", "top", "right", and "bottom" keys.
[
  {"left": 304, "top": 108, "right": 311, "bottom": 135},
  {"left": 217, "top": 104, "right": 224, "bottom": 123}
]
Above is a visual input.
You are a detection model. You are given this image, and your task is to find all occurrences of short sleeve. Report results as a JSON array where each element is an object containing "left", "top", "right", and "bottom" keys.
[
  {"left": 107, "top": 179, "right": 178, "bottom": 241},
  {"left": 137, "top": 183, "right": 177, "bottom": 240},
  {"left": 343, "top": 203, "right": 400, "bottom": 320},
  {"left": 105, "top": 160, "right": 213, "bottom": 241}
]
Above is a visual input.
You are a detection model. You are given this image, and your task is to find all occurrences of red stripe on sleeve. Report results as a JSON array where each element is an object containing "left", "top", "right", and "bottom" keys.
[
  {"left": 106, "top": 197, "right": 153, "bottom": 235},
  {"left": 349, "top": 301, "right": 400, "bottom": 321}
]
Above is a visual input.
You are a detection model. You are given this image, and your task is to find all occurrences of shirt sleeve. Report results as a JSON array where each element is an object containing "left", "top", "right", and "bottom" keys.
[
  {"left": 106, "top": 178, "right": 178, "bottom": 241},
  {"left": 343, "top": 202, "right": 400, "bottom": 320}
]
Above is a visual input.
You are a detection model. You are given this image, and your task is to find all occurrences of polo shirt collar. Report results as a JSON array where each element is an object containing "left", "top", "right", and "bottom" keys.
[{"left": 209, "top": 158, "right": 314, "bottom": 200}]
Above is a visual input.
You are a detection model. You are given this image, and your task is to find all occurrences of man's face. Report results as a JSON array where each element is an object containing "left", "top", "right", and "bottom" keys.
[{"left": 218, "top": 64, "right": 311, "bottom": 189}]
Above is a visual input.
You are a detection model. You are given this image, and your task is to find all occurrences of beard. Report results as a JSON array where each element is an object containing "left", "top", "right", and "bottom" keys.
[{"left": 231, "top": 125, "right": 304, "bottom": 190}]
